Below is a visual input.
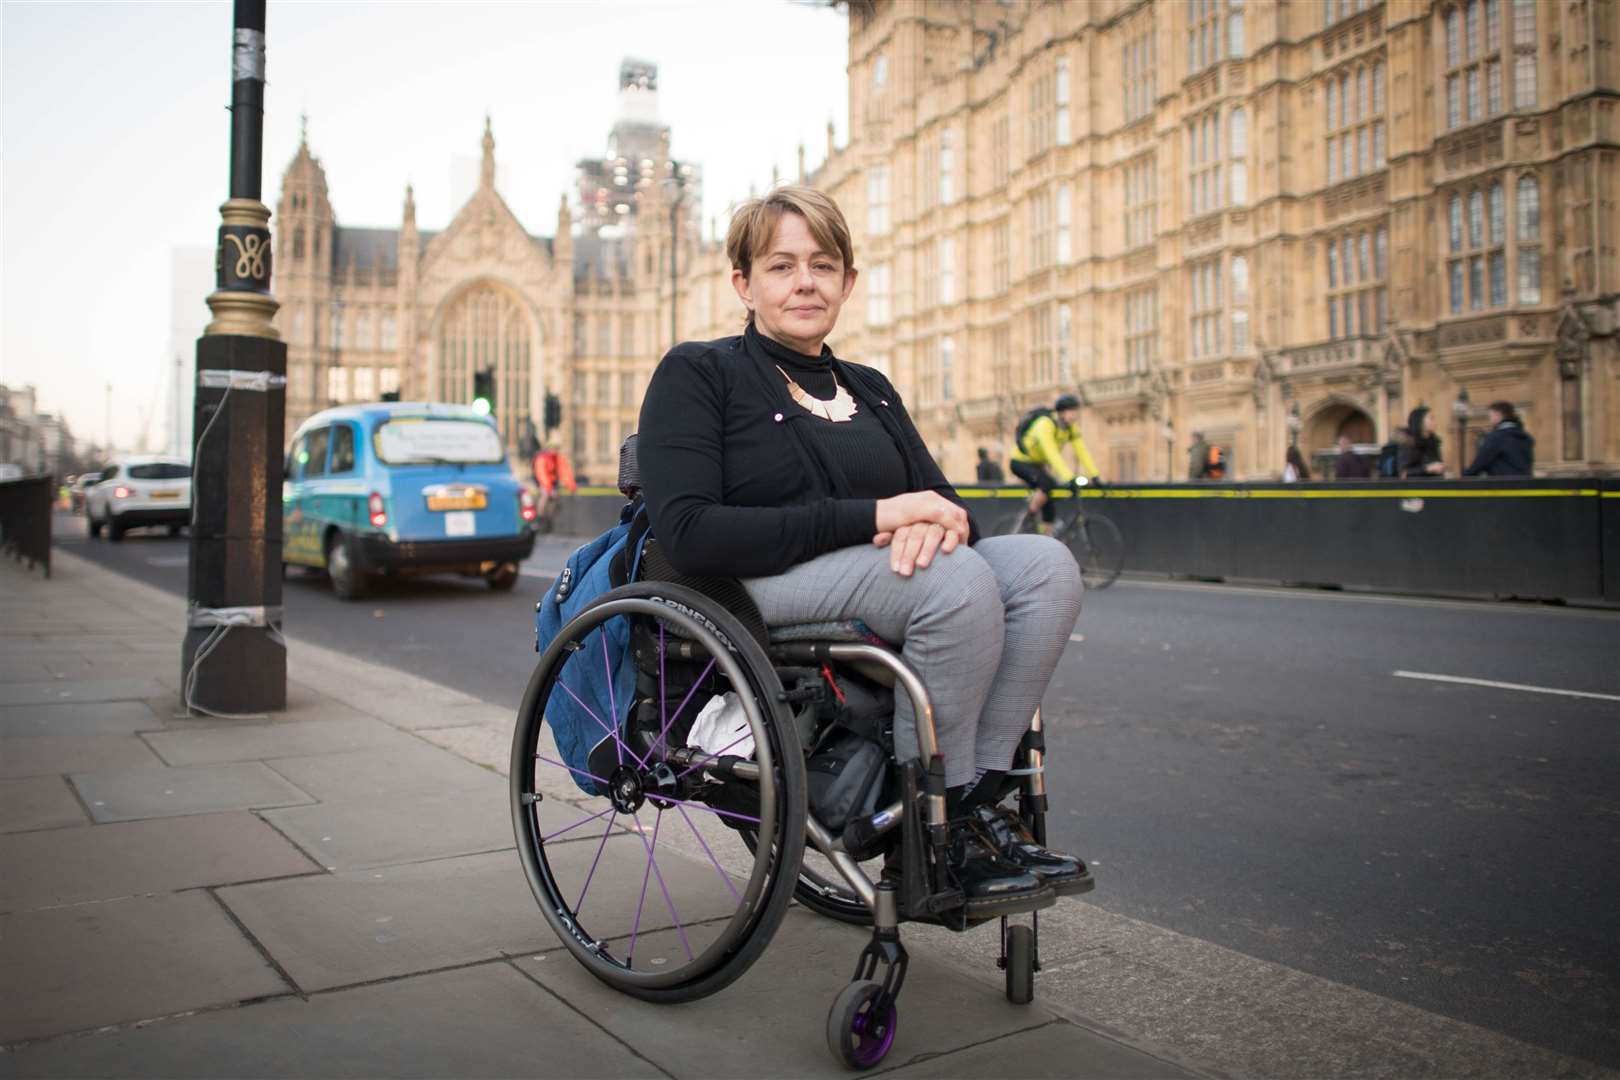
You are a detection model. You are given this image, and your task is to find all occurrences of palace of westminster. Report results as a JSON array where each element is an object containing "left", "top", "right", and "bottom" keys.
[{"left": 271, "top": 0, "right": 1618, "bottom": 481}]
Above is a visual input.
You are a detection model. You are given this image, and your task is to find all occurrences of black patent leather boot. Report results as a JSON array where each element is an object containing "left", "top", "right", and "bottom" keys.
[
  {"left": 947, "top": 816, "right": 1055, "bottom": 919},
  {"left": 972, "top": 805, "right": 1094, "bottom": 896}
]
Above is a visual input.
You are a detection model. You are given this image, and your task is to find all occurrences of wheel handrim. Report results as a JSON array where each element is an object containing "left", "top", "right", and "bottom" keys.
[{"left": 513, "top": 594, "right": 796, "bottom": 990}]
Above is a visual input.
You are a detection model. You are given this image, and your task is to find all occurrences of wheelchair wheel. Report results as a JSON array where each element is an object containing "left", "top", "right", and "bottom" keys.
[
  {"left": 827, "top": 979, "right": 897, "bottom": 1069},
  {"left": 740, "top": 829, "right": 875, "bottom": 926},
  {"left": 510, "top": 582, "right": 807, "bottom": 1003},
  {"left": 1004, "top": 923, "right": 1035, "bottom": 1005}
]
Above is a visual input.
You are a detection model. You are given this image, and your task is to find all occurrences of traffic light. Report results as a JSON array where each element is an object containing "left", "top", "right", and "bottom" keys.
[
  {"left": 544, "top": 392, "right": 562, "bottom": 433},
  {"left": 472, "top": 367, "right": 495, "bottom": 416}
]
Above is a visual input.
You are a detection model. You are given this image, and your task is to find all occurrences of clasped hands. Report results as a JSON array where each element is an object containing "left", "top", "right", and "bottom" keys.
[{"left": 873, "top": 491, "right": 970, "bottom": 578}]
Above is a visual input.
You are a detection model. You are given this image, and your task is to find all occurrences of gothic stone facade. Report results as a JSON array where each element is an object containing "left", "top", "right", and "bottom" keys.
[{"left": 273, "top": 1, "right": 1619, "bottom": 482}]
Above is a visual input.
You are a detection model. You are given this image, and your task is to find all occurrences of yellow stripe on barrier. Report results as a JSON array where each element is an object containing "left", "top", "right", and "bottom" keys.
[{"left": 953, "top": 486, "right": 1601, "bottom": 500}]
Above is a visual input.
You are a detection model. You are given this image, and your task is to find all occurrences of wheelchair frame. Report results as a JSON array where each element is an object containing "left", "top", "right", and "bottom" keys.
[{"left": 511, "top": 580, "right": 1064, "bottom": 1070}]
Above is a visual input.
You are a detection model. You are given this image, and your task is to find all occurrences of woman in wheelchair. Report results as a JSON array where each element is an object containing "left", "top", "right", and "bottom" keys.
[
  {"left": 513, "top": 186, "right": 1087, "bottom": 1066},
  {"left": 638, "top": 186, "right": 1086, "bottom": 909}
]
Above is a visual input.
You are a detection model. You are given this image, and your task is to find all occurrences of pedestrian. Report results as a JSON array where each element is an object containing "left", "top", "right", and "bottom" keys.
[
  {"left": 1333, "top": 434, "right": 1371, "bottom": 479},
  {"left": 1464, "top": 401, "right": 1535, "bottom": 476},
  {"left": 1282, "top": 444, "right": 1311, "bottom": 482},
  {"left": 532, "top": 443, "right": 577, "bottom": 530},
  {"left": 976, "top": 446, "right": 1005, "bottom": 483},
  {"left": 1397, "top": 406, "right": 1445, "bottom": 478},
  {"left": 1188, "top": 430, "right": 1211, "bottom": 481}
]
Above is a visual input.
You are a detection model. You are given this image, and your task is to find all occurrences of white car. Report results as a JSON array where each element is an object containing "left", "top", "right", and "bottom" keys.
[{"left": 86, "top": 456, "right": 192, "bottom": 541}]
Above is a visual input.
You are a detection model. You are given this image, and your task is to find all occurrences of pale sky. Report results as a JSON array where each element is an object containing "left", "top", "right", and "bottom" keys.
[{"left": 1, "top": 0, "right": 849, "bottom": 451}]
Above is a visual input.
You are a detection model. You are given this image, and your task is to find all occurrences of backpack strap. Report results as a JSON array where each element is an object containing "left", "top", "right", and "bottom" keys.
[{"left": 607, "top": 500, "right": 652, "bottom": 589}]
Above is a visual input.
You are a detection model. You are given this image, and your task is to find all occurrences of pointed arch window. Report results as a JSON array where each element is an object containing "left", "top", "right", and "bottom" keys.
[{"left": 438, "top": 284, "right": 533, "bottom": 446}]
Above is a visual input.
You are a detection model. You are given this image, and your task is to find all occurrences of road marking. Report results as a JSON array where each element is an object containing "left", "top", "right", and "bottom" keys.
[
  {"left": 519, "top": 566, "right": 562, "bottom": 579},
  {"left": 1069, "top": 633, "right": 1085, "bottom": 643},
  {"left": 1393, "top": 669, "right": 1620, "bottom": 702},
  {"left": 1115, "top": 576, "right": 1619, "bottom": 619}
]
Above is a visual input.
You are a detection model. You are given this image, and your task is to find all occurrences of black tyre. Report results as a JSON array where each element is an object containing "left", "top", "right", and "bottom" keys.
[
  {"left": 1005, "top": 923, "right": 1035, "bottom": 1005},
  {"left": 107, "top": 518, "right": 125, "bottom": 542},
  {"left": 326, "top": 531, "right": 366, "bottom": 600},
  {"left": 510, "top": 581, "right": 807, "bottom": 1003},
  {"left": 88, "top": 513, "right": 102, "bottom": 539},
  {"left": 827, "top": 980, "right": 897, "bottom": 1069},
  {"left": 740, "top": 828, "right": 874, "bottom": 926},
  {"left": 1068, "top": 512, "right": 1124, "bottom": 590},
  {"left": 168, "top": 524, "right": 184, "bottom": 537},
  {"left": 485, "top": 562, "right": 520, "bottom": 591}
]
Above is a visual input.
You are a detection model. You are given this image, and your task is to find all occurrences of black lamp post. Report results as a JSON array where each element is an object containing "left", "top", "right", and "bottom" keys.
[
  {"left": 182, "top": 0, "right": 286, "bottom": 714},
  {"left": 1452, "top": 387, "right": 1471, "bottom": 475}
]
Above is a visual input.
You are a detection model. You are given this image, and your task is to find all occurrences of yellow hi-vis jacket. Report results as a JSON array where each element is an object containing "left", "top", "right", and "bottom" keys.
[{"left": 1011, "top": 414, "right": 1100, "bottom": 486}]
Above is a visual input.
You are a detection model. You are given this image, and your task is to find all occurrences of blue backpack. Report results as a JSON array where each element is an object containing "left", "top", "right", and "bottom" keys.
[{"left": 533, "top": 502, "right": 652, "bottom": 794}]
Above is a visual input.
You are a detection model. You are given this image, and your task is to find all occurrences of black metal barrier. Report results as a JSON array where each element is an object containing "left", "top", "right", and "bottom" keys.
[
  {"left": 0, "top": 475, "right": 53, "bottom": 579},
  {"left": 543, "top": 478, "right": 1619, "bottom": 603}
]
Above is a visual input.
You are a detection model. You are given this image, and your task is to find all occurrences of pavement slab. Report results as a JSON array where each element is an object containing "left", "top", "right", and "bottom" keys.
[
  {"left": 69, "top": 762, "right": 316, "bottom": 823},
  {"left": 0, "top": 732, "right": 162, "bottom": 778},
  {"left": 0, "top": 889, "right": 290, "bottom": 1044},
  {"left": 0, "top": 775, "right": 89, "bottom": 834},
  {"left": 0, "top": 677, "right": 171, "bottom": 708},
  {"left": 509, "top": 906, "right": 1186, "bottom": 1080},
  {"left": 0, "top": 811, "right": 320, "bottom": 913},
  {"left": 261, "top": 740, "right": 503, "bottom": 804},
  {"left": 214, "top": 850, "right": 565, "bottom": 992},
  {"left": 2, "top": 961, "right": 665, "bottom": 1079},
  {"left": 141, "top": 715, "right": 418, "bottom": 767},
  {"left": 880, "top": 1019, "right": 1187, "bottom": 1079},
  {"left": 0, "top": 699, "right": 163, "bottom": 738},
  {"left": 257, "top": 786, "right": 519, "bottom": 871}
]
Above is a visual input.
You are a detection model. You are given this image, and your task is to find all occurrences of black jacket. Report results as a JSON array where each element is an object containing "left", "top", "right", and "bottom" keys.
[
  {"left": 638, "top": 327, "right": 977, "bottom": 579},
  {"left": 1464, "top": 421, "right": 1535, "bottom": 476},
  {"left": 1398, "top": 407, "right": 1443, "bottom": 478}
]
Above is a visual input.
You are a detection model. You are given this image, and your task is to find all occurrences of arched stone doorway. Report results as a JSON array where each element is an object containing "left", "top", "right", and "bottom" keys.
[
  {"left": 1302, "top": 400, "right": 1375, "bottom": 454},
  {"left": 435, "top": 281, "right": 535, "bottom": 450}
]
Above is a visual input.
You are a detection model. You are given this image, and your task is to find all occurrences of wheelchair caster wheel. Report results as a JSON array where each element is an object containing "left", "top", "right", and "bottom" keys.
[
  {"left": 1005, "top": 924, "right": 1035, "bottom": 1005},
  {"left": 827, "top": 979, "right": 897, "bottom": 1069}
]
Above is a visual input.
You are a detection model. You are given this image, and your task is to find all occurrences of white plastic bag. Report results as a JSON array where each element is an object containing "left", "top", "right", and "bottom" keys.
[{"left": 685, "top": 692, "right": 755, "bottom": 761}]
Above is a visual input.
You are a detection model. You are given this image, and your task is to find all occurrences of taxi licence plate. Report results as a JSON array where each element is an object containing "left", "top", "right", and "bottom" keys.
[
  {"left": 445, "top": 511, "right": 476, "bottom": 537},
  {"left": 150, "top": 490, "right": 180, "bottom": 499},
  {"left": 426, "top": 492, "right": 487, "bottom": 511}
]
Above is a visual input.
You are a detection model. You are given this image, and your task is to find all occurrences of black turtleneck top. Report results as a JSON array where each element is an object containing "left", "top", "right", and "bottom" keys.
[{"left": 637, "top": 324, "right": 976, "bottom": 579}]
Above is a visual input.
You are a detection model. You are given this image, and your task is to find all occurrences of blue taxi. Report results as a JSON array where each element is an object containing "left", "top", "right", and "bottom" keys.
[{"left": 283, "top": 402, "right": 537, "bottom": 599}]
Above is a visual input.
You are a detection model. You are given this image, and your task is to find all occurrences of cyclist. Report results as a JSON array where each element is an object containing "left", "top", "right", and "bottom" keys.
[{"left": 1009, "top": 394, "right": 1100, "bottom": 534}]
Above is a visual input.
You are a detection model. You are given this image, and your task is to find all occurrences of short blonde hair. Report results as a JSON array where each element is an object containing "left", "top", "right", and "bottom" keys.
[{"left": 725, "top": 185, "right": 856, "bottom": 285}]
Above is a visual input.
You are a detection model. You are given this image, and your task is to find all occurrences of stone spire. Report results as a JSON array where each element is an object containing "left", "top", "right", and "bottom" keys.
[
  {"left": 402, "top": 183, "right": 416, "bottom": 228},
  {"left": 481, "top": 114, "right": 496, "bottom": 189},
  {"left": 797, "top": 143, "right": 807, "bottom": 182}
]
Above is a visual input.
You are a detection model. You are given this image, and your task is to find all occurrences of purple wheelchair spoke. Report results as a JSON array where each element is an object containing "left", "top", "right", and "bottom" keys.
[
  {"left": 626, "top": 811, "right": 657, "bottom": 966},
  {"left": 676, "top": 803, "right": 741, "bottom": 903},
  {"left": 673, "top": 727, "right": 753, "bottom": 780},
  {"left": 657, "top": 625, "right": 666, "bottom": 751},
  {"left": 535, "top": 753, "right": 610, "bottom": 787},
  {"left": 638, "top": 809, "right": 694, "bottom": 963},
  {"left": 542, "top": 805, "right": 615, "bottom": 843},
  {"left": 556, "top": 676, "right": 646, "bottom": 770},
  {"left": 574, "top": 810, "right": 618, "bottom": 915},
  {"left": 657, "top": 794, "right": 760, "bottom": 825},
  {"left": 651, "top": 657, "right": 718, "bottom": 758}
]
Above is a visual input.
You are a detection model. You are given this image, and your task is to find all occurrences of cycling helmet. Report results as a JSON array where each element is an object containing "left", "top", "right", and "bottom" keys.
[{"left": 1054, "top": 394, "right": 1081, "bottom": 411}]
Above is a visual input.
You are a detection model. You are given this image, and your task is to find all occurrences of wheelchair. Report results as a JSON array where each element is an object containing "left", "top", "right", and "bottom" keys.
[{"left": 510, "top": 492, "right": 1087, "bottom": 1070}]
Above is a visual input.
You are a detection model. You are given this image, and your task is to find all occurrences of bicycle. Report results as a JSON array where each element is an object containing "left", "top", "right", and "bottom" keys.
[{"left": 1002, "top": 480, "right": 1125, "bottom": 590}]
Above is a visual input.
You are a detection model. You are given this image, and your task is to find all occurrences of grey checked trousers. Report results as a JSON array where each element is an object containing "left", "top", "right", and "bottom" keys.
[{"left": 743, "top": 534, "right": 1082, "bottom": 787}]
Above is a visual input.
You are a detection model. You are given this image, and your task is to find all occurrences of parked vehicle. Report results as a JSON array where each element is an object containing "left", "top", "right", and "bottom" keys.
[
  {"left": 282, "top": 402, "right": 537, "bottom": 600},
  {"left": 85, "top": 456, "right": 192, "bottom": 540},
  {"left": 71, "top": 474, "right": 99, "bottom": 511}
]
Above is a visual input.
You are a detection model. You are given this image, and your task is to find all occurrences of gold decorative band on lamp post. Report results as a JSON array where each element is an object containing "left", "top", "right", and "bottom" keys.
[{"left": 205, "top": 197, "right": 280, "bottom": 339}]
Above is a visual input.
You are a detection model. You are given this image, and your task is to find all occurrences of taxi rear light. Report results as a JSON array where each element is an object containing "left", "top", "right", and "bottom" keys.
[
  {"left": 519, "top": 488, "right": 537, "bottom": 522},
  {"left": 113, "top": 486, "right": 130, "bottom": 499},
  {"left": 368, "top": 491, "right": 387, "bottom": 528}
]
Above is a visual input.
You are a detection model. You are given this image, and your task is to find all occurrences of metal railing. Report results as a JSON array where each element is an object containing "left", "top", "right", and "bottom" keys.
[{"left": 0, "top": 474, "right": 53, "bottom": 578}]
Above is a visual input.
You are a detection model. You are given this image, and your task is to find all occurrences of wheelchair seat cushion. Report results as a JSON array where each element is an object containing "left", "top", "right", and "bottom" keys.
[{"left": 767, "top": 619, "right": 892, "bottom": 648}]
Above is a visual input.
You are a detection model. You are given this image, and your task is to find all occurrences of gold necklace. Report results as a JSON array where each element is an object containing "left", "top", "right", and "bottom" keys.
[{"left": 775, "top": 364, "right": 859, "bottom": 423}]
